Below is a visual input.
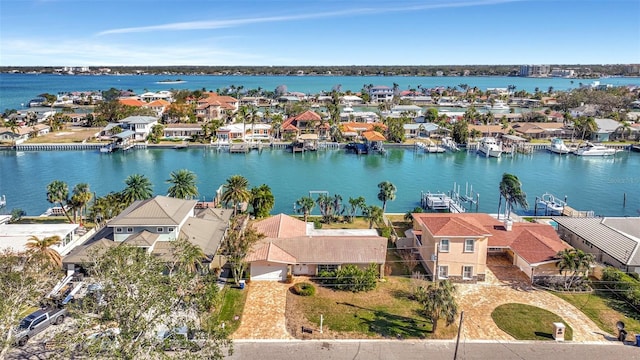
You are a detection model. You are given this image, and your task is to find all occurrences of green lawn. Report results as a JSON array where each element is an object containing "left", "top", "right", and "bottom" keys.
[
  {"left": 552, "top": 291, "right": 640, "bottom": 336},
  {"left": 289, "top": 277, "right": 457, "bottom": 339},
  {"left": 216, "top": 286, "right": 248, "bottom": 334},
  {"left": 492, "top": 303, "right": 573, "bottom": 340}
]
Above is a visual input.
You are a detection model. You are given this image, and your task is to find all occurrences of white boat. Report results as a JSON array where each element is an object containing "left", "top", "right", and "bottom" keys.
[
  {"left": 575, "top": 142, "right": 617, "bottom": 156},
  {"left": 484, "top": 100, "right": 509, "bottom": 110},
  {"left": 536, "top": 193, "right": 566, "bottom": 215},
  {"left": 547, "top": 138, "right": 570, "bottom": 154},
  {"left": 442, "top": 137, "right": 459, "bottom": 152},
  {"left": 477, "top": 137, "right": 503, "bottom": 157}
]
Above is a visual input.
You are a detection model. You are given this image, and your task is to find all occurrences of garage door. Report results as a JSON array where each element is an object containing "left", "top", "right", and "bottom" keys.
[{"left": 251, "top": 263, "right": 287, "bottom": 281}]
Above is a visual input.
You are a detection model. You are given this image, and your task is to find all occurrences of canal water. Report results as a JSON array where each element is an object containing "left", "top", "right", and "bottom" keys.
[{"left": 1, "top": 147, "right": 638, "bottom": 217}]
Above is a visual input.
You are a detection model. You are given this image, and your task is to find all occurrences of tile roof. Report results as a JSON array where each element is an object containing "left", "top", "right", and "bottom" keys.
[
  {"left": 553, "top": 217, "right": 640, "bottom": 265},
  {"left": 119, "top": 98, "right": 145, "bottom": 107},
  {"left": 413, "top": 213, "right": 491, "bottom": 237},
  {"left": 251, "top": 214, "right": 307, "bottom": 239},
  {"left": 362, "top": 130, "right": 386, "bottom": 141},
  {"left": 146, "top": 99, "right": 170, "bottom": 107},
  {"left": 268, "top": 236, "right": 387, "bottom": 264},
  {"left": 245, "top": 242, "right": 297, "bottom": 263},
  {"left": 109, "top": 196, "right": 197, "bottom": 227},
  {"left": 290, "top": 110, "right": 322, "bottom": 122}
]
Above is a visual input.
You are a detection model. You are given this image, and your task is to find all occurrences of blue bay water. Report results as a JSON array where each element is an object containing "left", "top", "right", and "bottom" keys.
[
  {"left": 0, "top": 148, "right": 638, "bottom": 217},
  {"left": 2, "top": 73, "right": 639, "bottom": 111}
]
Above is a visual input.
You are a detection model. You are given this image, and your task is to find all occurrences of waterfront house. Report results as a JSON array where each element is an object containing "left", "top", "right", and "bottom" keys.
[
  {"left": 196, "top": 93, "right": 239, "bottom": 121},
  {"left": 468, "top": 124, "right": 510, "bottom": 138},
  {"left": 592, "top": 118, "right": 622, "bottom": 142},
  {"left": 408, "top": 213, "right": 572, "bottom": 283},
  {"left": 362, "top": 130, "right": 386, "bottom": 148},
  {"left": 163, "top": 123, "right": 204, "bottom": 140},
  {"left": 281, "top": 110, "right": 328, "bottom": 139},
  {"left": 340, "top": 95, "right": 364, "bottom": 105},
  {"left": 216, "top": 123, "right": 271, "bottom": 142},
  {"left": 146, "top": 99, "right": 171, "bottom": 117},
  {"left": 369, "top": 86, "right": 394, "bottom": 103},
  {"left": 340, "top": 122, "right": 386, "bottom": 139},
  {"left": 511, "top": 122, "right": 569, "bottom": 140},
  {"left": 0, "top": 124, "right": 50, "bottom": 144},
  {"left": 0, "top": 221, "right": 81, "bottom": 257},
  {"left": 245, "top": 214, "right": 387, "bottom": 281},
  {"left": 403, "top": 123, "right": 442, "bottom": 138},
  {"left": 63, "top": 196, "right": 232, "bottom": 272},
  {"left": 553, "top": 217, "right": 640, "bottom": 274},
  {"left": 117, "top": 115, "right": 159, "bottom": 140}
]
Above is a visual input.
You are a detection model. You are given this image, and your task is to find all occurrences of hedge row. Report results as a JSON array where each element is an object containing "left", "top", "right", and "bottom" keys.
[{"left": 602, "top": 267, "right": 640, "bottom": 306}]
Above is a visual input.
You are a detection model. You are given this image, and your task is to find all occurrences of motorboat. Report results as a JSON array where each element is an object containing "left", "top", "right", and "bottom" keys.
[
  {"left": 484, "top": 100, "right": 509, "bottom": 110},
  {"left": 575, "top": 142, "right": 617, "bottom": 156},
  {"left": 477, "top": 137, "right": 502, "bottom": 157},
  {"left": 536, "top": 193, "right": 566, "bottom": 215},
  {"left": 547, "top": 138, "right": 570, "bottom": 154}
]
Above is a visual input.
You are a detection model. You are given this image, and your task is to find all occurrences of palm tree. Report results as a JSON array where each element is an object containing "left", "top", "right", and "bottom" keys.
[
  {"left": 295, "top": 196, "right": 315, "bottom": 223},
  {"left": 498, "top": 173, "right": 528, "bottom": 219},
  {"left": 166, "top": 169, "right": 198, "bottom": 199},
  {"left": 377, "top": 181, "right": 397, "bottom": 213},
  {"left": 121, "top": 174, "right": 153, "bottom": 205},
  {"left": 347, "top": 196, "right": 366, "bottom": 223},
  {"left": 250, "top": 184, "right": 275, "bottom": 218},
  {"left": 221, "top": 175, "right": 251, "bottom": 216},
  {"left": 315, "top": 193, "right": 335, "bottom": 223},
  {"left": 363, "top": 205, "right": 383, "bottom": 229},
  {"left": 70, "top": 183, "right": 92, "bottom": 224},
  {"left": 556, "top": 249, "right": 594, "bottom": 289},
  {"left": 172, "top": 238, "right": 206, "bottom": 275},
  {"left": 26, "top": 235, "right": 62, "bottom": 268},
  {"left": 46, "top": 180, "right": 73, "bottom": 223},
  {"left": 415, "top": 280, "right": 458, "bottom": 333}
]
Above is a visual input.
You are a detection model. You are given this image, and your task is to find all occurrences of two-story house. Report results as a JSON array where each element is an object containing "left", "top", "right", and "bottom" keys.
[
  {"left": 369, "top": 86, "right": 394, "bottom": 103},
  {"left": 118, "top": 116, "right": 159, "bottom": 140},
  {"left": 63, "top": 196, "right": 232, "bottom": 272},
  {"left": 409, "top": 213, "right": 572, "bottom": 283}
]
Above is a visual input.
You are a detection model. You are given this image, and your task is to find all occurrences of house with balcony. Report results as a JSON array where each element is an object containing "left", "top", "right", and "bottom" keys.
[
  {"left": 245, "top": 214, "right": 387, "bottom": 281},
  {"left": 408, "top": 213, "right": 572, "bottom": 283},
  {"left": 117, "top": 116, "right": 159, "bottom": 140},
  {"left": 216, "top": 123, "right": 271, "bottom": 142},
  {"left": 0, "top": 222, "right": 81, "bottom": 257},
  {"left": 369, "top": 86, "right": 394, "bottom": 103},
  {"left": 63, "top": 196, "right": 232, "bottom": 272},
  {"left": 281, "top": 110, "right": 328, "bottom": 139},
  {"left": 196, "top": 93, "right": 239, "bottom": 121}
]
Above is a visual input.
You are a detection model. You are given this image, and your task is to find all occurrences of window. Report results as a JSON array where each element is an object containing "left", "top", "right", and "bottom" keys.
[
  {"left": 463, "top": 266, "right": 473, "bottom": 279},
  {"left": 464, "top": 239, "right": 475, "bottom": 253},
  {"left": 116, "top": 228, "right": 123, "bottom": 233},
  {"left": 317, "top": 264, "right": 339, "bottom": 273},
  {"left": 438, "top": 265, "right": 448, "bottom": 279},
  {"left": 127, "top": 227, "right": 133, "bottom": 233},
  {"left": 157, "top": 227, "right": 164, "bottom": 232},
  {"left": 168, "top": 227, "right": 174, "bottom": 232},
  {"left": 439, "top": 239, "right": 450, "bottom": 252}
]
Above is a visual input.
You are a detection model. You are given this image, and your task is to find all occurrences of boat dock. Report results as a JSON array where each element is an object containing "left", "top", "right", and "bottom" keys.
[
  {"left": 229, "top": 142, "right": 263, "bottom": 153},
  {"left": 420, "top": 181, "right": 479, "bottom": 213}
]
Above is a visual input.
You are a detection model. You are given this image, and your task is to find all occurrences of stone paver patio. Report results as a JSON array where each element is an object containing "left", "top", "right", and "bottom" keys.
[{"left": 231, "top": 281, "right": 292, "bottom": 340}]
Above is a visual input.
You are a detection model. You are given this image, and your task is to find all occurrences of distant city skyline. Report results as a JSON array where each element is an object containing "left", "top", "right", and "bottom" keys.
[{"left": 1, "top": 0, "right": 639, "bottom": 67}]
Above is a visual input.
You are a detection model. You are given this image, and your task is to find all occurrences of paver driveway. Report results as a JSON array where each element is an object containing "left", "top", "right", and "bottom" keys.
[
  {"left": 457, "top": 256, "right": 610, "bottom": 342},
  {"left": 232, "top": 281, "right": 292, "bottom": 340}
]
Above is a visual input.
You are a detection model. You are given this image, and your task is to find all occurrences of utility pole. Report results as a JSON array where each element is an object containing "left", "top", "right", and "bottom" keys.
[{"left": 453, "top": 311, "right": 465, "bottom": 360}]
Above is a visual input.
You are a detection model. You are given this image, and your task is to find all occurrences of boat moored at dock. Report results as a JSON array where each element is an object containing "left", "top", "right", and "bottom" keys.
[
  {"left": 547, "top": 138, "right": 570, "bottom": 154},
  {"left": 477, "top": 137, "right": 503, "bottom": 157},
  {"left": 575, "top": 142, "right": 618, "bottom": 156}
]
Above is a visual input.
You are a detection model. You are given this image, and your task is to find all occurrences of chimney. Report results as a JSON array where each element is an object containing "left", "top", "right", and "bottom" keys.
[{"left": 504, "top": 219, "right": 513, "bottom": 231}]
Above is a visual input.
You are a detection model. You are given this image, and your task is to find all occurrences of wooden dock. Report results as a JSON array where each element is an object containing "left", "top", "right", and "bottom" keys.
[{"left": 561, "top": 205, "right": 595, "bottom": 218}]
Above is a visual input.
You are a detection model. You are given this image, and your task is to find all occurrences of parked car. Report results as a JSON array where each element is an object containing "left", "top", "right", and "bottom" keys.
[{"left": 13, "top": 307, "right": 67, "bottom": 346}]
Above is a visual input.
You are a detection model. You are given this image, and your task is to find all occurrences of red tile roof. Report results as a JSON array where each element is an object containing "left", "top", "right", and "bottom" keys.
[
  {"left": 251, "top": 214, "right": 307, "bottom": 239},
  {"left": 362, "top": 130, "right": 386, "bottom": 141},
  {"left": 290, "top": 110, "right": 322, "bottom": 122},
  {"left": 245, "top": 242, "right": 297, "bottom": 263},
  {"left": 413, "top": 213, "right": 491, "bottom": 237},
  {"left": 119, "top": 98, "right": 145, "bottom": 107}
]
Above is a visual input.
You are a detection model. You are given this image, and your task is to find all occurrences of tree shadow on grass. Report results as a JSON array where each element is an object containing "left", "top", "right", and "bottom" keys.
[{"left": 337, "top": 302, "right": 431, "bottom": 338}]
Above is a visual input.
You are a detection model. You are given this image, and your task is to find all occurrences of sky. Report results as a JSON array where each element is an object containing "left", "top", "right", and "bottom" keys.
[{"left": 0, "top": 0, "right": 639, "bottom": 66}]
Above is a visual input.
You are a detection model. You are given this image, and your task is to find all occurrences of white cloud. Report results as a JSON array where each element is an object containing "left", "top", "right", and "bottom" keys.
[{"left": 97, "top": 0, "right": 521, "bottom": 36}]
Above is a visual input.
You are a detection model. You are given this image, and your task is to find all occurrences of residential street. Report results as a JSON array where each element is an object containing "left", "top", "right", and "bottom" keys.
[{"left": 227, "top": 340, "right": 638, "bottom": 360}]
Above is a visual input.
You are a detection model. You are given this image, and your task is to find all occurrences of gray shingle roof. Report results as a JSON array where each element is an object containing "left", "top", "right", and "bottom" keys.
[
  {"left": 553, "top": 217, "right": 640, "bottom": 265},
  {"left": 109, "top": 196, "right": 196, "bottom": 227}
]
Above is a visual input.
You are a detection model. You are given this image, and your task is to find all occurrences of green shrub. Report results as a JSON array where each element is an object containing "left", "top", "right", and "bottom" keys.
[
  {"left": 292, "top": 282, "right": 316, "bottom": 296},
  {"left": 317, "top": 264, "right": 379, "bottom": 292},
  {"left": 602, "top": 267, "right": 640, "bottom": 306},
  {"left": 313, "top": 219, "right": 322, "bottom": 229},
  {"left": 380, "top": 226, "right": 392, "bottom": 239}
]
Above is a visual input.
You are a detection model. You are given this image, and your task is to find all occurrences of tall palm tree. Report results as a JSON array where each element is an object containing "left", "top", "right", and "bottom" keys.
[
  {"left": 221, "top": 175, "right": 251, "bottom": 216},
  {"left": 173, "top": 238, "right": 206, "bottom": 275},
  {"left": 70, "top": 183, "right": 92, "bottom": 224},
  {"left": 415, "top": 280, "right": 458, "bottom": 333},
  {"left": 377, "top": 181, "right": 397, "bottom": 213},
  {"left": 121, "top": 174, "right": 153, "bottom": 205},
  {"left": 295, "top": 196, "right": 315, "bottom": 223},
  {"left": 46, "top": 180, "right": 73, "bottom": 223},
  {"left": 498, "top": 173, "right": 528, "bottom": 219},
  {"left": 556, "top": 249, "right": 594, "bottom": 289},
  {"left": 166, "top": 169, "right": 198, "bottom": 200},
  {"left": 26, "top": 235, "right": 62, "bottom": 269},
  {"left": 347, "top": 196, "right": 366, "bottom": 223}
]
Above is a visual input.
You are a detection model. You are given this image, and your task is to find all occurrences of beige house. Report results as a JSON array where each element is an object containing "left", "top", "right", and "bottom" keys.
[
  {"left": 410, "top": 213, "right": 572, "bottom": 283},
  {"left": 246, "top": 214, "right": 387, "bottom": 281}
]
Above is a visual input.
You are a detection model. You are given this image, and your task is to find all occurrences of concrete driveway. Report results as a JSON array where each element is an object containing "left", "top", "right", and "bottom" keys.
[
  {"left": 231, "top": 281, "right": 292, "bottom": 340},
  {"left": 457, "top": 256, "right": 610, "bottom": 342}
]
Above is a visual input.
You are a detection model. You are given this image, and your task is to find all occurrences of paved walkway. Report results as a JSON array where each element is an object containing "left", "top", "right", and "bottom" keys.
[
  {"left": 457, "top": 256, "right": 610, "bottom": 342},
  {"left": 232, "top": 281, "right": 292, "bottom": 340}
]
